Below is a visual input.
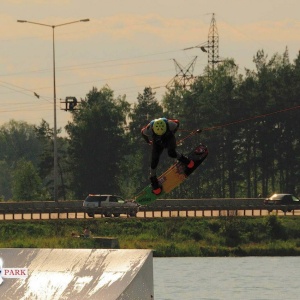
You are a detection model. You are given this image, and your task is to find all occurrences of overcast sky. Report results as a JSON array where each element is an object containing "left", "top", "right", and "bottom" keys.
[{"left": 1, "top": 0, "right": 299, "bottom": 135}]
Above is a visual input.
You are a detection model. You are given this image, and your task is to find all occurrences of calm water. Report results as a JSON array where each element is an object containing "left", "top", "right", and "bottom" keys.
[{"left": 153, "top": 257, "right": 300, "bottom": 300}]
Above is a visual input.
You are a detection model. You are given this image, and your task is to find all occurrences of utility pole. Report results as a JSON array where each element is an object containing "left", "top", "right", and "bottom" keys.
[{"left": 18, "top": 18, "right": 90, "bottom": 201}]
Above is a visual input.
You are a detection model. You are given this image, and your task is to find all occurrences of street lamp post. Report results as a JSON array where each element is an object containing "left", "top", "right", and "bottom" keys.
[{"left": 17, "top": 18, "right": 90, "bottom": 201}]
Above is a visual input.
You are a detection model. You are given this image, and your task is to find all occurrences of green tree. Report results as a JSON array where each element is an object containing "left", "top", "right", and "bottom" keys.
[
  {"left": 0, "top": 120, "right": 42, "bottom": 167},
  {"left": 164, "top": 59, "right": 241, "bottom": 198},
  {"left": 0, "top": 161, "right": 12, "bottom": 200},
  {"left": 162, "top": 84, "right": 186, "bottom": 120},
  {"left": 0, "top": 120, "right": 43, "bottom": 200},
  {"left": 12, "top": 159, "right": 45, "bottom": 201},
  {"left": 34, "top": 120, "right": 54, "bottom": 180},
  {"left": 34, "top": 120, "right": 69, "bottom": 200},
  {"left": 129, "top": 87, "right": 163, "bottom": 139},
  {"left": 241, "top": 49, "right": 300, "bottom": 196},
  {"left": 66, "top": 86, "right": 130, "bottom": 198},
  {"left": 160, "top": 51, "right": 300, "bottom": 198},
  {"left": 124, "top": 87, "right": 164, "bottom": 194}
]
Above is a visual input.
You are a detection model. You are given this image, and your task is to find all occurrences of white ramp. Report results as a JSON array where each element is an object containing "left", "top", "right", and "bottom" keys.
[{"left": 0, "top": 248, "right": 153, "bottom": 300}]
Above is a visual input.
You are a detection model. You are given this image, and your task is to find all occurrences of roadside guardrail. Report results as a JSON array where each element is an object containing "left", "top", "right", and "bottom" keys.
[{"left": 0, "top": 198, "right": 300, "bottom": 220}]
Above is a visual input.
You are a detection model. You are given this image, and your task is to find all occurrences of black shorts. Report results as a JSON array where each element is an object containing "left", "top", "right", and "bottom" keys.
[{"left": 151, "top": 134, "right": 177, "bottom": 169}]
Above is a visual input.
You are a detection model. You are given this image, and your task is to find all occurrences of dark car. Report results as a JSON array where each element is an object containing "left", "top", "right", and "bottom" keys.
[{"left": 264, "top": 193, "right": 300, "bottom": 212}]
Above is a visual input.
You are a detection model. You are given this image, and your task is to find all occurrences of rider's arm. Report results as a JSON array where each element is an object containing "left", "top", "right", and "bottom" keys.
[
  {"left": 141, "top": 124, "right": 152, "bottom": 144},
  {"left": 167, "top": 119, "right": 180, "bottom": 133}
]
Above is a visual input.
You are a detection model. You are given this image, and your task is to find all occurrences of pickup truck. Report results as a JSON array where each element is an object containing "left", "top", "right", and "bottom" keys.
[{"left": 83, "top": 194, "right": 139, "bottom": 217}]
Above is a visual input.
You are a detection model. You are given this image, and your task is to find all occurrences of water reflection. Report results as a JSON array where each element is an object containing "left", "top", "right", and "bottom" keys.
[{"left": 154, "top": 257, "right": 300, "bottom": 300}]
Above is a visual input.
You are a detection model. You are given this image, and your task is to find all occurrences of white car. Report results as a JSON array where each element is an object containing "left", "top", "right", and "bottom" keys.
[{"left": 83, "top": 194, "right": 139, "bottom": 217}]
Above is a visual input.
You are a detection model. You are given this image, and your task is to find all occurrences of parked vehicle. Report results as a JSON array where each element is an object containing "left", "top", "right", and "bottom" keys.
[
  {"left": 83, "top": 194, "right": 139, "bottom": 217},
  {"left": 264, "top": 193, "right": 300, "bottom": 212}
]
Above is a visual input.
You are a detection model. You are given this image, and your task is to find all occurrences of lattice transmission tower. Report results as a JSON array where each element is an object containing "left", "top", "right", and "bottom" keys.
[
  {"left": 207, "top": 13, "right": 220, "bottom": 73},
  {"left": 184, "top": 13, "right": 222, "bottom": 76},
  {"left": 166, "top": 56, "right": 198, "bottom": 90}
]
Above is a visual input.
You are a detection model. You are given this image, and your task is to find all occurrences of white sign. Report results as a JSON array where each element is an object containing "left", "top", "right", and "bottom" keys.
[{"left": 0, "top": 258, "right": 28, "bottom": 285}]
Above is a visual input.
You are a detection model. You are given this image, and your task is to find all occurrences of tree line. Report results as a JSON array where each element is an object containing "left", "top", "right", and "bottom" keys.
[{"left": 0, "top": 49, "right": 299, "bottom": 201}]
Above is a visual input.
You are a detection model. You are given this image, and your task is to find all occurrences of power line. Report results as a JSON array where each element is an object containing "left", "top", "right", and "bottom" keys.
[
  {"left": 0, "top": 49, "right": 183, "bottom": 77},
  {"left": 177, "top": 104, "right": 300, "bottom": 144},
  {"left": 203, "top": 105, "right": 300, "bottom": 132}
]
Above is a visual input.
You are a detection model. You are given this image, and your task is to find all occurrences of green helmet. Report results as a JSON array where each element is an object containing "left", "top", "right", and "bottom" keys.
[{"left": 152, "top": 118, "right": 167, "bottom": 135}]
